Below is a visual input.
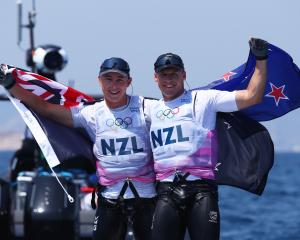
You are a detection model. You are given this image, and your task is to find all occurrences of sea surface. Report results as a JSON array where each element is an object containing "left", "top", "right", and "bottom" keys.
[
  {"left": 219, "top": 152, "right": 300, "bottom": 240},
  {"left": 1, "top": 151, "right": 300, "bottom": 240}
]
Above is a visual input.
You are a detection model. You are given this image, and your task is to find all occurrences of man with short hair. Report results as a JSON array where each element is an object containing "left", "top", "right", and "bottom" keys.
[
  {"left": 149, "top": 38, "right": 268, "bottom": 240},
  {"left": 0, "top": 57, "right": 157, "bottom": 240}
]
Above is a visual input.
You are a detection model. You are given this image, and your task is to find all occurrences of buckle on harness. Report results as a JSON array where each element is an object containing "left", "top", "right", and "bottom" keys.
[
  {"left": 118, "top": 178, "right": 140, "bottom": 200},
  {"left": 174, "top": 170, "right": 190, "bottom": 183},
  {"left": 91, "top": 179, "right": 141, "bottom": 210}
]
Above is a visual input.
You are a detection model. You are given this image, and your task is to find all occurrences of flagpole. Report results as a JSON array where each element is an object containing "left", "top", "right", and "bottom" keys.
[
  {"left": 17, "top": 0, "right": 37, "bottom": 137},
  {"left": 27, "top": 9, "right": 36, "bottom": 73}
]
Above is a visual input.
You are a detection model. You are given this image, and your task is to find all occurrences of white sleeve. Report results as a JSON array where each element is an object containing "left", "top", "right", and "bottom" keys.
[
  {"left": 70, "top": 105, "right": 97, "bottom": 142},
  {"left": 143, "top": 98, "right": 158, "bottom": 129},
  {"left": 70, "top": 105, "right": 84, "bottom": 128},
  {"left": 209, "top": 90, "right": 238, "bottom": 112}
]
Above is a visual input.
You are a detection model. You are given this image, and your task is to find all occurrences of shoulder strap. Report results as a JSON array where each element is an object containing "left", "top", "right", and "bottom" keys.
[
  {"left": 142, "top": 96, "right": 145, "bottom": 112},
  {"left": 142, "top": 96, "right": 158, "bottom": 114},
  {"left": 192, "top": 91, "right": 198, "bottom": 119}
]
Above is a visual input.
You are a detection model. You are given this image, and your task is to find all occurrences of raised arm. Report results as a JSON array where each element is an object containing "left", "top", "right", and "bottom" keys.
[
  {"left": 0, "top": 65, "right": 73, "bottom": 128},
  {"left": 235, "top": 38, "right": 268, "bottom": 110}
]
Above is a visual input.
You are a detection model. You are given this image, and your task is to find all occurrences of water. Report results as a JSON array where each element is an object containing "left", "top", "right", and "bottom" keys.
[
  {"left": 1, "top": 151, "right": 300, "bottom": 239},
  {"left": 219, "top": 153, "right": 300, "bottom": 240}
]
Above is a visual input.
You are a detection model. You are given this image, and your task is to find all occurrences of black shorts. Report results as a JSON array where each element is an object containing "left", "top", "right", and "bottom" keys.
[
  {"left": 151, "top": 180, "right": 220, "bottom": 240},
  {"left": 93, "top": 196, "right": 156, "bottom": 240}
]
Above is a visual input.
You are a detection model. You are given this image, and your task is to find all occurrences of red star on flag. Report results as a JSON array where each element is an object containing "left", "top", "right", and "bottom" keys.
[
  {"left": 265, "top": 83, "right": 289, "bottom": 106},
  {"left": 222, "top": 71, "right": 236, "bottom": 81}
]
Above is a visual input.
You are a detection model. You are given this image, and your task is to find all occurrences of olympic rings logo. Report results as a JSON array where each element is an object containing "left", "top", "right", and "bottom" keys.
[
  {"left": 105, "top": 117, "right": 133, "bottom": 129},
  {"left": 156, "top": 107, "right": 180, "bottom": 120}
]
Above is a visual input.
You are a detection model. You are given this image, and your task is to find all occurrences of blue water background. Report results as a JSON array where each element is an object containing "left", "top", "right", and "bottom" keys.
[
  {"left": 219, "top": 153, "right": 300, "bottom": 240},
  {"left": 1, "top": 151, "right": 300, "bottom": 239}
]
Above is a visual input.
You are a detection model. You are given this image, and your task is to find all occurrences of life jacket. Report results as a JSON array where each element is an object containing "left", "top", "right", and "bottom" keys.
[
  {"left": 149, "top": 91, "right": 217, "bottom": 180},
  {"left": 93, "top": 96, "right": 155, "bottom": 186}
]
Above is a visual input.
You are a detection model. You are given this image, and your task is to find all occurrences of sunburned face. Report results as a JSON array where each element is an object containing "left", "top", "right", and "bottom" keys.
[
  {"left": 98, "top": 72, "right": 132, "bottom": 108},
  {"left": 154, "top": 67, "right": 186, "bottom": 101}
]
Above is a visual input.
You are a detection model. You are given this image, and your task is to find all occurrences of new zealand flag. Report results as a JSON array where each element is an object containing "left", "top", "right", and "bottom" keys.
[
  {"left": 201, "top": 44, "right": 300, "bottom": 121},
  {"left": 197, "top": 43, "right": 299, "bottom": 194}
]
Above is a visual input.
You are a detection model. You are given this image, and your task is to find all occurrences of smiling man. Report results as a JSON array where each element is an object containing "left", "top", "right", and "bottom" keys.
[
  {"left": 149, "top": 38, "right": 268, "bottom": 240},
  {"left": 0, "top": 57, "right": 157, "bottom": 240}
]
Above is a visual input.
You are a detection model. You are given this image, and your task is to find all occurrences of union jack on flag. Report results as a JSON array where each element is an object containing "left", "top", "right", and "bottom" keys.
[
  {"left": 5, "top": 66, "right": 96, "bottom": 170},
  {"left": 12, "top": 67, "right": 94, "bottom": 107}
]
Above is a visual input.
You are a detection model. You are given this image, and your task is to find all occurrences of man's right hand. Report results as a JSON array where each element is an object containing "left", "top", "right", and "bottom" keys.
[{"left": 0, "top": 64, "right": 16, "bottom": 89}]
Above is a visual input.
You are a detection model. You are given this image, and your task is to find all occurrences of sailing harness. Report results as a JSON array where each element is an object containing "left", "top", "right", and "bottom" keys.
[
  {"left": 159, "top": 170, "right": 192, "bottom": 208},
  {"left": 173, "top": 171, "right": 190, "bottom": 183},
  {"left": 156, "top": 170, "right": 218, "bottom": 216},
  {"left": 91, "top": 171, "right": 191, "bottom": 209},
  {"left": 91, "top": 178, "right": 145, "bottom": 229},
  {"left": 91, "top": 178, "right": 141, "bottom": 209}
]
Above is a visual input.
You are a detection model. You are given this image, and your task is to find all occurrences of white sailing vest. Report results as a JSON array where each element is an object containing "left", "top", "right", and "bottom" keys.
[
  {"left": 149, "top": 91, "right": 217, "bottom": 180},
  {"left": 93, "top": 96, "right": 155, "bottom": 185}
]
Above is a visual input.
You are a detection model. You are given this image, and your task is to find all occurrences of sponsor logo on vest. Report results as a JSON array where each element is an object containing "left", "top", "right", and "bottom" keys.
[
  {"left": 105, "top": 117, "right": 132, "bottom": 129},
  {"left": 208, "top": 211, "right": 218, "bottom": 223},
  {"left": 151, "top": 125, "right": 189, "bottom": 148},
  {"left": 101, "top": 136, "right": 144, "bottom": 155},
  {"left": 130, "top": 106, "right": 140, "bottom": 112},
  {"left": 156, "top": 107, "right": 180, "bottom": 120},
  {"left": 180, "top": 97, "right": 190, "bottom": 103}
]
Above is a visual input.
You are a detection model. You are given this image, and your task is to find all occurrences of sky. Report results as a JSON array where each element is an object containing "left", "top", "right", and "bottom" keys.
[{"left": 0, "top": 0, "right": 300, "bottom": 151}]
